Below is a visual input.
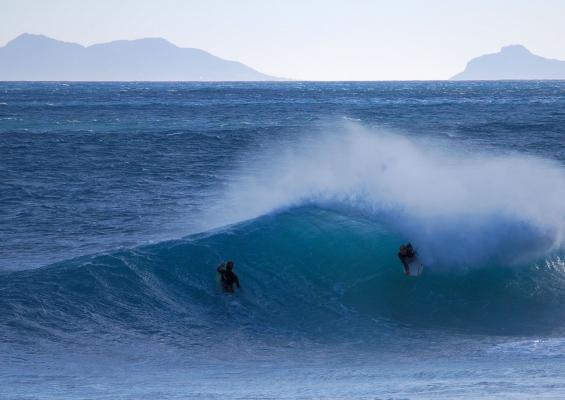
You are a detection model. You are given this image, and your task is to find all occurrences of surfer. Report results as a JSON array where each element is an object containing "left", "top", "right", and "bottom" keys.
[
  {"left": 217, "top": 260, "right": 241, "bottom": 293},
  {"left": 398, "top": 243, "right": 416, "bottom": 276}
]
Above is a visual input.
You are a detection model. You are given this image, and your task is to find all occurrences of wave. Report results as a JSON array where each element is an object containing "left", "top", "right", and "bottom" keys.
[
  {"left": 2, "top": 207, "right": 565, "bottom": 347},
  {"left": 2, "top": 127, "right": 565, "bottom": 345}
]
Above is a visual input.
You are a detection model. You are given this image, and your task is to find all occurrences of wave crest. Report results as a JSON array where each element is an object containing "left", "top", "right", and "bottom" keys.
[{"left": 203, "top": 125, "right": 565, "bottom": 267}]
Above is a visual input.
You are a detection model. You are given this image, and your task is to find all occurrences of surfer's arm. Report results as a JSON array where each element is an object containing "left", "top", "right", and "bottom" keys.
[{"left": 234, "top": 275, "right": 240, "bottom": 288}]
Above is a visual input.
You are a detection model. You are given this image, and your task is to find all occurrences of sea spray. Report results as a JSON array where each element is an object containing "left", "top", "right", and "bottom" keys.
[{"left": 203, "top": 124, "right": 565, "bottom": 268}]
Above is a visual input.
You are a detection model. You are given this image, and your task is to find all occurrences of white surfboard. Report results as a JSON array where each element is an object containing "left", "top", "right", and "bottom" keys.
[{"left": 406, "top": 257, "right": 424, "bottom": 277}]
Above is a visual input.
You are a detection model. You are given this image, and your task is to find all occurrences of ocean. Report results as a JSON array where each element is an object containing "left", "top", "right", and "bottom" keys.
[{"left": 1, "top": 81, "right": 565, "bottom": 399}]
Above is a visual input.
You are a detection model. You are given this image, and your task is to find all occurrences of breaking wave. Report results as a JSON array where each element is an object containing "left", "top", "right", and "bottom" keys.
[{"left": 2, "top": 128, "right": 565, "bottom": 346}]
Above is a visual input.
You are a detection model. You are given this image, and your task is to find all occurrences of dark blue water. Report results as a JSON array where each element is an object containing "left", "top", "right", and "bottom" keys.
[{"left": 1, "top": 82, "right": 565, "bottom": 399}]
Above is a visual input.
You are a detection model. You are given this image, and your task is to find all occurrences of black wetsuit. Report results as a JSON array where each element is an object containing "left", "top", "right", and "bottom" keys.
[
  {"left": 398, "top": 245, "right": 416, "bottom": 273},
  {"left": 218, "top": 268, "right": 240, "bottom": 293}
]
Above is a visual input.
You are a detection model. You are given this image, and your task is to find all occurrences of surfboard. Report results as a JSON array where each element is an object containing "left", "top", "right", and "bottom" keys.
[{"left": 406, "top": 257, "right": 424, "bottom": 277}]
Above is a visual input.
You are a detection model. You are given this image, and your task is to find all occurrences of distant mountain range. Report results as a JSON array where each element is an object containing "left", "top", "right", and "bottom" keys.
[
  {"left": 451, "top": 45, "right": 565, "bottom": 80},
  {"left": 3, "top": 34, "right": 563, "bottom": 82},
  {"left": 0, "top": 33, "right": 281, "bottom": 81}
]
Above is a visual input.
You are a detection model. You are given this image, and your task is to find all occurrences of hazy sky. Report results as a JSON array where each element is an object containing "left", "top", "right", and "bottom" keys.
[{"left": 1, "top": 0, "right": 564, "bottom": 80}]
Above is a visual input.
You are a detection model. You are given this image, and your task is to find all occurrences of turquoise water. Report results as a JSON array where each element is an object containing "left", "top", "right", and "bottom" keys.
[{"left": 1, "top": 82, "right": 565, "bottom": 399}]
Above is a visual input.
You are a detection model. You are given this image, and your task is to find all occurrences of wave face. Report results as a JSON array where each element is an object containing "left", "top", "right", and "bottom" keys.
[{"left": 3, "top": 207, "right": 565, "bottom": 349}]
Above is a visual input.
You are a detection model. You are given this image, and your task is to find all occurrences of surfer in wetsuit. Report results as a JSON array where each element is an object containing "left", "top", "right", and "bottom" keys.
[
  {"left": 217, "top": 260, "right": 240, "bottom": 293},
  {"left": 398, "top": 243, "right": 416, "bottom": 276}
]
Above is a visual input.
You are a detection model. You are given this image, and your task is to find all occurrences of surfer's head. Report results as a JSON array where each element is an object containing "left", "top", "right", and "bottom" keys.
[{"left": 226, "top": 261, "right": 234, "bottom": 270}]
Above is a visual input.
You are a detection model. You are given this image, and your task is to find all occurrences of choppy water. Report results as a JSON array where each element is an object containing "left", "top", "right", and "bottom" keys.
[{"left": 1, "top": 81, "right": 565, "bottom": 399}]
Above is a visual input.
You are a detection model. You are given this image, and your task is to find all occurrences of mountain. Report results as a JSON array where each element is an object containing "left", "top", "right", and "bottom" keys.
[
  {"left": 0, "top": 33, "right": 281, "bottom": 81},
  {"left": 451, "top": 45, "right": 565, "bottom": 80}
]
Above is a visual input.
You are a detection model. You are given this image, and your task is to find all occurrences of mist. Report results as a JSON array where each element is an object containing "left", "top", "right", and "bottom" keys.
[{"left": 204, "top": 124, "right": 565, "bottom": 267}]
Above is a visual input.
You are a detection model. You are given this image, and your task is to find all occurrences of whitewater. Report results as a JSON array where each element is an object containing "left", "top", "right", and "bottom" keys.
[{"left": 1, "top": 81, "right": 565, "bottom": 399}]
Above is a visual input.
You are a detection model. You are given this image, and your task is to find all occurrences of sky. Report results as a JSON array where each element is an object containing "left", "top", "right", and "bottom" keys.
[{"left": 1, "top": 0, "right": 564, "bottom": 80}]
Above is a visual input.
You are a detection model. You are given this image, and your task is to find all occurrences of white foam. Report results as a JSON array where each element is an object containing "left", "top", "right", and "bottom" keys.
[
  {"left": 202, "top": 123, "right": 565, "bottom": 267},
  {"left": 489, "top": 338, "right": 565, "bottom": 358}
]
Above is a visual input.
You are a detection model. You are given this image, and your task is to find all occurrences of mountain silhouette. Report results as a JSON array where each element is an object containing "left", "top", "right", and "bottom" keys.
[
  {"left": 0, "top": 33, "right": 281, "bottom": 81},
  {"left": 451, "top": 45, "right": 565, "bottom": 80}
]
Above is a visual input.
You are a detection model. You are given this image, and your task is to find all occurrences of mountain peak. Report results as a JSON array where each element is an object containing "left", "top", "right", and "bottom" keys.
[
  {"left": 133, "top": 37, "right": 176, "bottom": 46},
  {"left": 500, "top": 44, "right": 531, "bottom": 55},
  {"left": 12, "top": 33, "right": 46, "bottom": 41},
  {"left": 451, "top": 45, "right": 565, "bottom": 80},
  {"left": 0, "top": 33, "right": 281, "bottom": 81},
  {"left": 7, "top": 33, "right": 83, "bottom": 48}
]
